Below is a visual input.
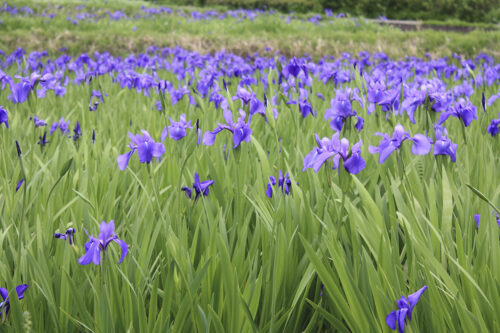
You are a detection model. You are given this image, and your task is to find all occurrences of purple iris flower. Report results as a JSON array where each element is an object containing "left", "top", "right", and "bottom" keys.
[
  {"left": 430, "top": 92, "right": 453, "bottom": 113},
  {"left": 89, "top": 90, "right": 107, "bottom": 111},
  {"left": 37, "top": 72, "right": 66, "bottom": 98},
  {"left": 60, "top": 119, "right": 70, "bottom": 135},
  {"left": 368, "top": 124, "right": 432, "bottom": 164},
  {"left": 15, "top": 179, "right": 24, "bottom": 192},
  {"left": 266, "top": 177, "right": 276, "bottom": 198},
  {"left": 15, "top": 141, "right": 22, "bottom": 157},
  {"left": 72, "top": 121, "right": 82, "bottom": 141},
  {"left": 249, "top": 96, "right": 266, "bottom": 119},
  {"left": 202, "top": 106, "right": 252, "bottom": 149},
  {"left": 453, "top": 81, "right": 474, "bottom": 98},
  {"left": 386, "top": 286, "right": 427, "bottom": 333},
  {"left": 266, "top": 170, "right": 292, "bottom": 198},
  {"left": 232, "top": 85, "right": 254, "bottom": 105},
  {"left": 286, "top": 88, "right": 314, "bottom": 118},
  {"left": 8, "top": 73, "right": 39, "bottom": 104},
  {"left": 38, "top": 132, "right": 49, "bottom": 147},
  {"left": 167, "top": 114, "right": 192, "bottom": 140},
  {"left": 49, "top": 122, "right": 57, "bottom": 135},
  {"left": 0, "top": 285, "right": 29, "bottom": 317},
  {"left": 286, "top": 57, "right": 302, "bottom": 77},
  {"left": 54, "top": 228, "right": 76, "bottom": 245},
  {"left": 486, "top": 113, "right": 500, "bottom": 136},
  {"left": 324, "top": 88, "right": 363, "bottom": 132},
  {"left": 355, "top": 116, "right": 364, "bottom": 132},
  {"left": 78, "top": 220, "right": 128, "bottom": 265},
  {"left": 438, "top": 98, "right": 477, "bottom": 127},
  {"left": 30, "top": 115, "right": 47, "bottom": 128},
  {"left": 170, "top": 85, "right": 192, "bottom": 105},
  {"left": 297, "top": 88, "right": 314, "bottom": 118},
  {"left": 181, "top": 172, "right": 214, "bottom": 200},
  {"left": 401, "top": 91, "right": 426, "bottom": 124},
  {"left": 117, "top": 129, "right": 166, "bottom": 171},
  {"left": 50, "top": 117, "right": 70, "bottom": 135},
  {"left": 303, "top": 133, "right": 366, "bottom": 174},
  {"left": 209, "top": 91, "right": 225, "bottom": 109},
  {"left": 474, "top": 214, "right": 481, "bottom": 231},
  {"left": 377, "top": 87, "right": 400, "bottom": 115},
  {"left": 0, "top": 106, "right": 8, "bottom": 128},
  {"left": 433, "top": 125, "right": 457, "bottom": 162}
]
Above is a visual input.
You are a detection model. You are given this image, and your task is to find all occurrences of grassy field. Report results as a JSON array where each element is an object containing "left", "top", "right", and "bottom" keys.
[
  {"left": 1, "top": 1, "right": 500, "bottom": 333},
  {"left": 1, "top": 0, "right": 499, "bottom": 60}
]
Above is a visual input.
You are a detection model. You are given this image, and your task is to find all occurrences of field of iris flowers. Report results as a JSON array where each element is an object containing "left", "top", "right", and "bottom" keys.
[{"left": 1, "top": 2, "right": 500, "bottom": 333}]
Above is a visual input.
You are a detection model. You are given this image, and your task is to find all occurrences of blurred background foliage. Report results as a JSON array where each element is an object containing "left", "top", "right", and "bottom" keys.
[{"left": 150, "top": 0, "right": 500, "bottom": 23}]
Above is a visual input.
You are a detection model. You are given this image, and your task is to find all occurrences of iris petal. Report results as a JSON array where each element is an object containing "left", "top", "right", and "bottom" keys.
[
  {"left": 265, "top": 183, "right": 273, "bottom": 198},
  {"left": 385, "top": 310, "right": 397, "bottom": 330},
  {"left": 78, "top": 240, "right": 100, "bottom": 265},
  {"left": 113, "top": 239, "right": 129, "bottom": 264},
  {"left": 407, "top": 285, "right": 428, "bottom": 319},
  {"left": 15, "top": 285, "right": 29, "bottom": 300},
  {"left": 0, "top": 288, "right": 8, "bottom": 301},
  {"left": 117, "top": 151, "right": 134, "bottom": 171},
  {"left": 344, "top": 153, "right": 366, "bottom": 174},
  {"left": 410, "top": 134, "right": 431, "bottom": 155}
]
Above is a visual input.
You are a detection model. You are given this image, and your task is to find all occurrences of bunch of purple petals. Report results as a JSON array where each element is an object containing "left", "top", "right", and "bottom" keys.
[
  {"left": 386, "top": 286, "right": 427, "bottom": 333},
  {"left": 368, "top": 124, "right": 431, "bottom": 164},
  {"left": 181, "top": 172, "right": 214, "bottom": 200},
  {"left": 54, "top": 228, "right": 76, "bottom": 245},
  {"left": 438, "top": 98, "right": 477, "bottom": 127},
  {"left": 167, "top": 113, "right": 192, "bottom": 140},
  {"left": 0, "top": 285, "right": 29, "bottom": 317},
  {"left": 117, "top": 129, "right": 167, "bottom": 170},
  {"left": 266, "top": 170, "right": 292, "bottom": 198},
  {"left": 50, "top": 117, "right": 70, "bottom": 135},
  {"left": 324, "top": 88, "right": 364, "bottom": 132},
  {"left": 433, "top": 124, "right": 457, "bottom": 162},
  {"left": 30, "top": 115, "right": 47, "bottom": 128},
  {"left": 202, "top": 106, "right": 252, "bottom": 149},
  {"left": 303, "top": 133, "right": 366, "bottom": 175},
  {"left": 78, "top": 220, "right": 128, "bottom": 265},
  {"left": 7, "top": 73, "right": 39, "bottom": 104},
  {"left": 89, "top": 90, "right": 107, "bottom": 111},
  {"left": 486, "top": 112, "right": 500, "bottom": 136}
]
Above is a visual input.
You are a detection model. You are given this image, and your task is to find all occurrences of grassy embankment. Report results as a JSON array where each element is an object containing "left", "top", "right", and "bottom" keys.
[{"left": 0, "top": 0, "right": 499, "bottom": 59}]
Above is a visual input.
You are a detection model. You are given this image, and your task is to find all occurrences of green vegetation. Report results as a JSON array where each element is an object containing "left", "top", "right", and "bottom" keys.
[
  {"left": 0, "top": 1, "right": 499, "bottom": 332},
  {"left": 1, "top": 1, "right": 499, "bottom": 60},
  {"left": 159, "top": 0, "right": 500, "bottom": 23},
  {"left": 1, "top": 50, "right": 499, "bottom": 332}
]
